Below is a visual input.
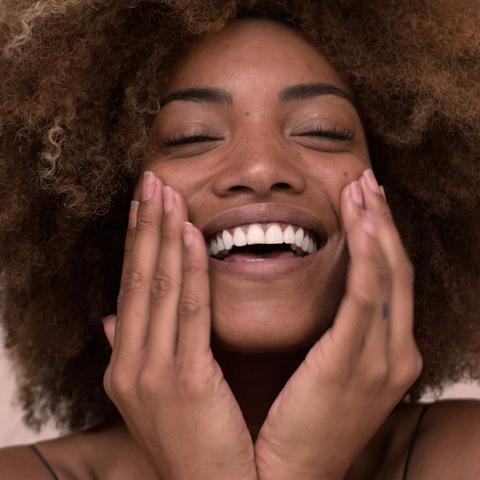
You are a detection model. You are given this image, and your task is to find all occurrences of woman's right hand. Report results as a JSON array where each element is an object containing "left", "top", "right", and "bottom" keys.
[{"left": 103, "top": 171, "right": 257, "bottom": 480}]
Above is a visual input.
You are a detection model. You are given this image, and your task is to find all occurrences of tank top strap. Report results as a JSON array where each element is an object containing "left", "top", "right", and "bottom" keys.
[
  {"left": 29, "top": 444, "right": 60, "bottom": 480},
  {"left": 402, "top": 403, "right": 430, "bottom": 480}
]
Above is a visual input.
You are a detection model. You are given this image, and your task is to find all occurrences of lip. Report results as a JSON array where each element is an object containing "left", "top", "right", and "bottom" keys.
[
  {"left": 209, "top": 248, "right": 318, "bottom": 277},
  {"left": 201, "top": 203, "right": 328, "bottom": 245}
]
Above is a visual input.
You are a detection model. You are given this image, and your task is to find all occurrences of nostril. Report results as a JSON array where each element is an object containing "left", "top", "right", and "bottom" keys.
[
  {"left": 273, "top": 182, "right": 291, "bottom": 190},
  {"left": 228, "top": 185, "right": 253, "bottom": 192}
]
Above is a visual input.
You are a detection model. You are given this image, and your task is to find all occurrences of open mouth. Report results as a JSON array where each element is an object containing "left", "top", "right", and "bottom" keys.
[{"left": 205, "top": 222, "right": 320, "bottom": 262}]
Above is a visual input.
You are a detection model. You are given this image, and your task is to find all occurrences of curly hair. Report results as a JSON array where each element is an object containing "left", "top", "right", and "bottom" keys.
[{"left": 1, "top": 0, "right": 480, "bottom": 432}]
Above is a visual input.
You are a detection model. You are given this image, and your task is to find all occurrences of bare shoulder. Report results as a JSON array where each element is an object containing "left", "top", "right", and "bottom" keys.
[
  {"left": 0, "top": 444, "right": 59, "bottom": 480},
  {"left": 0, "top": 433, "right": 94, "bottom": 480},
  {"left": 408, "top": 399, "right": 480, "bottom": 479},
  {"left": 0, "top": 423, "right": 158, "bottom": 480}
]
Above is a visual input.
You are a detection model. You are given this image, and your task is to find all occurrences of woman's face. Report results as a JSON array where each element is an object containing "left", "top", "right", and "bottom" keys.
[{"left": 143, "top": 20, "right": 371, "bottom": 353}]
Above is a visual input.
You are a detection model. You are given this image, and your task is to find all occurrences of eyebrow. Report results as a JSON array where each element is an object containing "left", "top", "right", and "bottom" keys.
[
  {"left": 160, "top": 87, "right": 233, "bottom": 108},
  {"left": 279, "top": 83, "right": 360, "bottom": 112},
  {"left": 160, "top": 82, "right": 359, "bottom": 113}
]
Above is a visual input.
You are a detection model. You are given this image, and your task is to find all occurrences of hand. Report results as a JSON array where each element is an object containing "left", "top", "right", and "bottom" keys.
[
  {"left": 103, "top": 172, "right": 257, "bottom": 480},
  {"left": 254, "top": 170, "right": 423, "bottom": 480}
]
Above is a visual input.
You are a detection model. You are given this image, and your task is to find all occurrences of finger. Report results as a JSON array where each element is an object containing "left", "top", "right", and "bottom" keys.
[
  {"left": 103, "top": 315, "right": 117, "bottom": 348},
  {"left": 120, "top": 200, "right": 139, "bottom": 280},
  {"left": 330, "top": 186, "right": 386, "bottom": 359},
  {"left": 108, "top": 200, "right": 138, "bottom": 360},
  {"left": 359, "top": 170, "right": 415, "bottom": 343},
  {"left": 146, "top": 189, "right": 187, "bottom": 358},
  {"left": 341, "top": 181, "right": 364, "bottom": 228},
  {"left": 176, "top": 222, "right": 212, "bottom": 361},
  {"left": 114, "top": 171, "right": 164, "bottom": 355}
]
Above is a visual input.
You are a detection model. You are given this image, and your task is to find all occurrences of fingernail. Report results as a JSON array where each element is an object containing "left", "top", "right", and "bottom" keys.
[
  {"left": 350, "top": 181, "right": 363, "bottom": 206},
  {"left": 129, "top": 201, "right": 139, "bottom": 228},
  {"left": 360, "top": 211, "right": 376, "bottom": 237},
  {"left": 182, "top": 222, "right": 194, "bottom": 247},
  {"left": 102, "top": 314, "right": 115, "bottom": 325},
  {"left": 163, "top": 186, "right": 174, "bottom": 213},
  {"left": 364, "top": 169, "right": 381, "bottom": 194},
  {"left": 142, "top": 171, "right": 156, "bottom": 201}
]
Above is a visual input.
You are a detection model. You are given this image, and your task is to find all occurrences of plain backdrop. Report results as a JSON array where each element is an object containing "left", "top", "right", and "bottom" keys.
[{"left": 2, "top": 331, "right": 480, "bottom": 447}]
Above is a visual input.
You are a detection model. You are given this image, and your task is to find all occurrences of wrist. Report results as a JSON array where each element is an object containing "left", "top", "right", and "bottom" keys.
[{"left": 255, "top": 435, "right": 348, "bottom": 480}]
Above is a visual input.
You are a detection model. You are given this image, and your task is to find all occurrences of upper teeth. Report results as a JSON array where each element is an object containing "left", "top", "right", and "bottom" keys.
[{"left": 206, "top": 223, "right": 318, "bottom": 258}]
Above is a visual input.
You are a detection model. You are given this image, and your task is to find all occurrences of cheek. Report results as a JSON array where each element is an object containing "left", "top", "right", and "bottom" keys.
[{"left": 145, "top": 162, "right": 204, "bottom": 199}]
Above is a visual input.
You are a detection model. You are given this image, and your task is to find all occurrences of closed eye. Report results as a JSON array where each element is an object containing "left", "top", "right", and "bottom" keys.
[
  {"left": 297, "top": 125, "right": 355, "bottom": 142},
  {"left": 161, "top": 132, "right": 223, "bottom": 147}
]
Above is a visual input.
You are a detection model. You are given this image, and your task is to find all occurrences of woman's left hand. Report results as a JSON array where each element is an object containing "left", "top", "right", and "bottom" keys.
[{"left": 254, "top": 170, "right": 423, "bottom": 480}]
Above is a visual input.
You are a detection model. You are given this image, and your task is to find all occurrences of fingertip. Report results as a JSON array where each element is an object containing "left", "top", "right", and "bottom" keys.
[
  {"left": 175, "top": 191, "right": 189, "bottom": 220},
  {"left": 163, "top": 185, "right": 174, "bottom": 213},
  {"left": 364, "top": 168, "right": 381, "bottom": 194},
  {"left": 142, "top": 171, "right": 156, "bottom": 201},
  {"left": 350, "top": 181, "right": 363, "bottom": 206},
  {"left": 340, "top": 182, "right": 362, "bottom": 233},
  {"left": 182, "top": 221, "right": 194, "bottom": 247},
  {"left": 102, "top": 315, "right": 117, "bottom": 348}
]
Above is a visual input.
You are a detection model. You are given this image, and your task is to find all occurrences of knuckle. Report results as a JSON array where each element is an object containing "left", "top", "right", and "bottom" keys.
[
  {"left": 123, "top": 268, "right": 146, "bottom": 293},
  {"left": 352, "top": 290, "right": 376, "bottom": 315},
  {"left": 391, "top": 350, "right": 423, "bottom": 388},
  {"left": 117, "top": 269, "right": 146, "bottom": 310},
  {"left": 410, "top": 348, "right": 424, "bottom": 379},
  {"left": 178, "top": 294, "right": 201, "bottom": 318},
  {"left": 376, "top": 203, "right": 394, "bottom": 221},
  {"left": 150, "top": 271, "right": 175, "bottom": 303},
  {"left": 123, "top": 241, "right": 133, "bottom": 257},
  {"left": 135, "top": 211, "right": 155, "bottom": 231},
  {"left": 104, "top": 366, "right": 132, "bottom": 400}
]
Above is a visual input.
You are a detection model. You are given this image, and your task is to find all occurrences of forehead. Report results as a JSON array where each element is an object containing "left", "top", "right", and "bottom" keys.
[{"left": 166, "top": 20, "right": 351, "bottom": 96}]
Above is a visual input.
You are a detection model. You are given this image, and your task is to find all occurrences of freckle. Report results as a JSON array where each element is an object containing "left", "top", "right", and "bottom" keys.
[
  {"left": 245, "top": 112, "right": 250, "bottom": 116},
  {"left": 343, "top": 172, "right": 347, "bottom": 177}
]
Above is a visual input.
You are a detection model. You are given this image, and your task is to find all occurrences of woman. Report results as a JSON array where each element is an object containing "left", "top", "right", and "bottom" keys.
[{"left": 1, "top": 0, "right": 480, "bottom": 478}]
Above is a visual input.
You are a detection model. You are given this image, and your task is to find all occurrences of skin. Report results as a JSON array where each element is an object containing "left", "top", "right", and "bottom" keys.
[{"left": 2, "top": 19, "right": 480, "bottom": 480}]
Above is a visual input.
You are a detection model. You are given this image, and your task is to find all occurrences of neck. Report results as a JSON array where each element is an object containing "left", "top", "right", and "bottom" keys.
[{"left": 213, "top": 346, "right": 311, "bottom": 441}]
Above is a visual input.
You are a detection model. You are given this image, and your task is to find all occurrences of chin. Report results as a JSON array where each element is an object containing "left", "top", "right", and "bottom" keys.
[{"left": 209, "top": 300, "right": 337, "bottom": 354}]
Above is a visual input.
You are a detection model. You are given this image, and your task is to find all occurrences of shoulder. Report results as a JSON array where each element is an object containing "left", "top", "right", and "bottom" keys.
[
  {"left": 408, "top": 399, "right": 480, "bottom": 480},
  {"left": 0, "top": 423, "right": 159, "bottom": 480},
  {"left": 0, "top": 434, "right": 92, "bottom": 480},
  {"left": 0, "top": 444, "right": 59, "bottom": 480}
]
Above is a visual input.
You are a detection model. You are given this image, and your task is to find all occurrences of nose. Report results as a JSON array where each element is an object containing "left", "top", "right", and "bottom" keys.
[{"left": 212, "top": 131, "right": 306, "bottom": 198}]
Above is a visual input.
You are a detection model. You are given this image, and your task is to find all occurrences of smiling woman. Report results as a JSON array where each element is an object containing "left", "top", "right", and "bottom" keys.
[
  {"left": 141, "top": 20, "right": 372, "bottom": 353},
  {"left": 1, "top": 1, "right": 480, "bottom": 479}
]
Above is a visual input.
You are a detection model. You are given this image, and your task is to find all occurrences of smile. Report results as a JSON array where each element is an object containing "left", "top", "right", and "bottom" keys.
[{"left": 205, "top": 223, "right": 319, "bottom": 261}]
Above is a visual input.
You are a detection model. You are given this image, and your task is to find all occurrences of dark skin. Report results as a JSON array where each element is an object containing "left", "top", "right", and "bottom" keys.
[{"left": 2, "top": 19, "right": 480, "bottom": 480}]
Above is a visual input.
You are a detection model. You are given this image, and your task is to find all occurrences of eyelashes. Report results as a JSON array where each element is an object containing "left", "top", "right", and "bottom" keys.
[
  {"left": 160, "top": 124, "right": 355, "bottom": 148},
  {"left": 161, "top": 131, "right": 222, "bottom": 147},
  {"left": 299, "top": 124, "right": 355, "bottom": 142}
]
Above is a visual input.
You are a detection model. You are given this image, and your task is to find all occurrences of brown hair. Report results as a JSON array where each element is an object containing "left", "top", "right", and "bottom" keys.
[{"left": 1, "top": 0, "right": 480, "bottom": 432}]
